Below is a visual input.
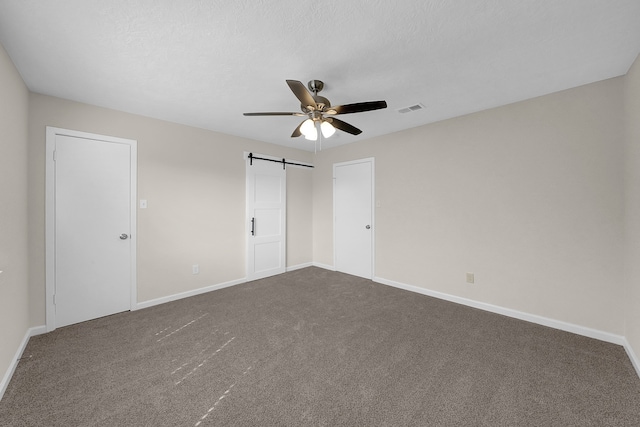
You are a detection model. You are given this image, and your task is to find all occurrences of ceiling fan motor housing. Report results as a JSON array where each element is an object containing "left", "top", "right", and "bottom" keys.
[
  {"left": 303, "top": 95, "right": 331, "bottom": 114},
  {"left": 300, "top": 80, "right": 330, "bottom": 113}
]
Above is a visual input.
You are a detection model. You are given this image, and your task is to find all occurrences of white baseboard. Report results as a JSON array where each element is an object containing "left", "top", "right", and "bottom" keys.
[
  {"left": 286, "top": 262, "right": 313, "bottom": 272},
  {"left": 135, "top": 278, "right": 246, "bottom": 310},
  {"left": 135, "top": 264, "right": 330, "bottom": 310},
  {"left": 312, "top": 262, "right": 335, "bottom": 271},
  {"left": 29, "top": 325, "right": 47, "bottom": 337},
  {"left": 622, "top": 338, "right": 640, "bottom": 379},
  {"left": 1, "top": 326, "right": 46, "bottom": 401},
  {"left": 376, "top": 271, "right": 640, "bottom": 381},
  {"left": 373, "top": 276, "right": 626, "bottom": 346}
]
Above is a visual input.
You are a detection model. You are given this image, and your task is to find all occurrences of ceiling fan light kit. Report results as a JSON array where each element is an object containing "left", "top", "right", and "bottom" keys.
[
  {"left": 304, "top": 124, "right": 318, "bottom": 141},
  {"left": 243, "top": 79, "right": 387, "bottom": 145},
  {"left": 300, "top": 118, "right": 316, "bottom": 138},
  {"left": 320, "top": 120, "right": 336, "bottom": 138}
]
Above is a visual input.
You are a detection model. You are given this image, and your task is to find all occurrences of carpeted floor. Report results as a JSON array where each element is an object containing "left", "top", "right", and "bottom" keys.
[{"left": 1, "top": 267, "right": 639, "bottom": 426}]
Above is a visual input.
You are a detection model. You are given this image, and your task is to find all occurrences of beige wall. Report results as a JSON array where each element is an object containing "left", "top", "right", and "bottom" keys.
[
  {"left": 0, "top": 43, "right": 29, "bottom": 391},
  {"left": 314, "top": 77, "right": 625, "bottom": 335},
  {"left": 28, "top": 94, "right": 313, "bottom": 325},
  {"left": 287, "top": 166, "right": 313, "bottom": 267},
  {"left": 624, "top": 54, "right": 640, "bottom": 362}
]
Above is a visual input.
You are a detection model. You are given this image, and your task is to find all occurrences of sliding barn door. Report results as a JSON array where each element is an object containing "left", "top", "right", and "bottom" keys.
[{"left": 246, "top": 158, "right": 286, "bottom": 281}]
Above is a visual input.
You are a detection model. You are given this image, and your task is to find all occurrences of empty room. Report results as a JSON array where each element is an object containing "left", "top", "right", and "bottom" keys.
[{"left": 1, "top": 1, "right": 640, "bottom": 425}]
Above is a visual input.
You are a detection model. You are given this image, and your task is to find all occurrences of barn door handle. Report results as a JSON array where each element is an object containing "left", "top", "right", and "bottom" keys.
[
  {"left": 251, "top": 218, "right": 255, "bottom": 236},
  {"left": 119, "top": 233, "right": 129, "bottom": 240}
]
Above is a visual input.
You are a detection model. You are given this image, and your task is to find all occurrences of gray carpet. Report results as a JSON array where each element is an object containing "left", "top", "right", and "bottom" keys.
[{"left": 1, "top": 267, "right": 639, "bottom": 426}]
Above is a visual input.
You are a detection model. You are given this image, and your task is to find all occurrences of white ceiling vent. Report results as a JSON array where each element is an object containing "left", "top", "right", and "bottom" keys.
[{"left": 397, "top": 103, "right": 425, "bottom": 114}]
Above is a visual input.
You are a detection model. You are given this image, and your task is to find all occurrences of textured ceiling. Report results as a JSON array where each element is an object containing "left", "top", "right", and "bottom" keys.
[{"left": 1, "top": 0, "right": 639, "bottom": 151}]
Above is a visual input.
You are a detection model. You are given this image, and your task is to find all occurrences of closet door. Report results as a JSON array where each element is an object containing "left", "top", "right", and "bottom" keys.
[
  {"left": 334, "top": 158, "right": 374, "bottom": 279},
  {"left": 46, "top": 127, "right": 137, "bottom": 329}
]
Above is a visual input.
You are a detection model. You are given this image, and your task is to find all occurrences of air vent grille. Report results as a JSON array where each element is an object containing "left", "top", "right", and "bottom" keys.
[{"left": 397, "top": 103, "right": 425, "bottom": 114}]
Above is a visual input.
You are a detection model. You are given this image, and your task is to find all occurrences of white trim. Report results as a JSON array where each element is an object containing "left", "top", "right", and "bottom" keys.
[
  {"left": 45, "top": 127, "right": 137, "bottom": 332},
  {"left": 286, "top": 262, "right": 313, "bottom": 272},
  {"left": 623, "top": 338, "right": 640, "bottom": 379},
  {"left": 373, "top": 275, "right": 626, "bottom": 346},
  {"left": 312, "top": 262, "right": 336, "bottom": 271},
  {"left": 333, "top": 157, "right": 376, "bottom": 279},
  {"left": 135, "top": 278, "right": 246, "bottom": 310},
  {"left": 45, "top": 128, "right": 55, "bottom": 331},
  {"left": 129, "top": 140, "right": 138, "bottom": 311},
  {"left": 0, "top": 326, "right": 47, "bottom": 401},
  {"left": 29, "top": 326, "right": 47, "bottom": 337}
]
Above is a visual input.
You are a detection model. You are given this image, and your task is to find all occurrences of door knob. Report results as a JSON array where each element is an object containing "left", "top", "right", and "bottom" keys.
[
  {"left": 365, "top": 225, "right": 371, "bottom": 229},
  {"left": 119, "top": 233, "right": 129, "bottom": 240}
]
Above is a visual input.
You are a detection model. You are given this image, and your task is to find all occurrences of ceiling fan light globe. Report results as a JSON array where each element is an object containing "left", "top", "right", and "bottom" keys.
[
  {"left": 300, "top": 119, "right": 315, "bottom": 137},
  {"left": 304, "top": 126, "right": 318, "bottom": 141},
  {"left": 321, "top": 121, "right": 336, "bottom": 138}
]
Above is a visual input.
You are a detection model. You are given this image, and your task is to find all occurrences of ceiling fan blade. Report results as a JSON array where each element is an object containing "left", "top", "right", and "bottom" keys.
[
  {"left": 328, "top": 118, "right": 362, "bottom": 135},
  {"left": 291, "top": 120, "right": 304, "bottom": 137},
  {"left": 243, "top": 112, "right": 305, "bottom": 116},
  {"left": 327, "top": 100, "right": 387, "bottom": 115},
  {"left": 286, "top": 80, "right": 317, "bottom": 110}
]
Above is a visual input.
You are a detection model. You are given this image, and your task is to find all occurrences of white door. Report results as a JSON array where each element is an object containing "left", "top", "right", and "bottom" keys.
[
  {"left": 334, "top": 158, "right": 374, "bottom": 279},
  {"left": 46, "top": 128, "right": 136, "bottom": 329},
  {"left": 246, "top": 157, "right": 286, "bottom": 281}
]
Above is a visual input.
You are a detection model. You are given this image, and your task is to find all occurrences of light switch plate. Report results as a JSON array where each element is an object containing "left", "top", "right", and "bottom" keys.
[{"left": 139, "top": 199, "right": 147, "bottom": 209}]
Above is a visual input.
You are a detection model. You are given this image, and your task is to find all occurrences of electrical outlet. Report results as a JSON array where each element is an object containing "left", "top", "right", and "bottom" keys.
[
  {"left": 192, "top": 264, "right": 199, "bottom": 275},
  {"left": 466, "top": 272, "right": 474, "bottom": 284}
]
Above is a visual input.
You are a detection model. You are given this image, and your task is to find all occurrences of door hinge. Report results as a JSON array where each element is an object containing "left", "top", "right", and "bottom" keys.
[
  {"left": 53, "top": 150, "right": 57, "bottom": 161},
  {"left": 53, "top": 294, "right": 56, "bottom": 305}
]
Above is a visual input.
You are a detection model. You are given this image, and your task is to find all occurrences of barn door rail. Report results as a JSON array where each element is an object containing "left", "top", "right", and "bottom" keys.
[{"left": 248, "top": 152, "right": 314, "bottom": 169}]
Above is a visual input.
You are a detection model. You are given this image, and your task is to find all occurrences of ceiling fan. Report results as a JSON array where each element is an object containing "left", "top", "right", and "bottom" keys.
[{"left": 243, "top": 80, "right": 387, "bottom": 141}]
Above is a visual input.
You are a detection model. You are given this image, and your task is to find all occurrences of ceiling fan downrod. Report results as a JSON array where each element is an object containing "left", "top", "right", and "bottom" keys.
[{"left": 307, "top": 79, "right": 324, "bottom": 95}]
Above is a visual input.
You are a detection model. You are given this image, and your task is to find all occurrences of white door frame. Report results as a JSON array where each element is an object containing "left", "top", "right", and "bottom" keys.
[
  {"left": 45, "top": 127, "right": 137, "bottom": 332},
  {"left": 333, "top": 157, "right": 375, "bottom": 279}
]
